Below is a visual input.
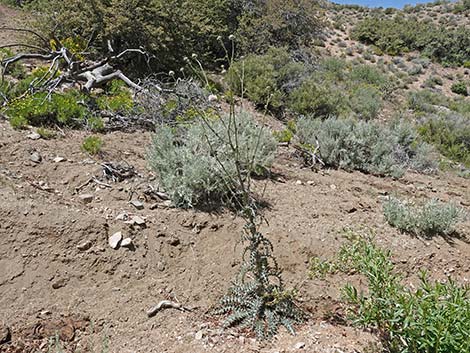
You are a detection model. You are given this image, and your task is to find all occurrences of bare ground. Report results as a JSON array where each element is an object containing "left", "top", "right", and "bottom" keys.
[
  {"left": 0, "top": 117, "right": 469, "bottom": 353},
  {"left": 1, "top": 4, "right": 470, "bottom": 353}
]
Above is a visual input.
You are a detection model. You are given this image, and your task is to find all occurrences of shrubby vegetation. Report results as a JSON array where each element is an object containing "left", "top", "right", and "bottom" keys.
[
  {"left": 20, "top": 0, "right": 323, "bottom": 74},
  {"left": 296, "top": 117, "right": 438, "bottom": 177},
  {"left": 147, "top": 112, "right": 276, "bottom": 208},
  {"left": 339, "top": 236, "right": 470, "bottom": 353},
  {"left": 383, "top": 196, "right": 464, "bottom": 236},
  {"left": 230, "top": 51, "right": 391, "bottom": 119},
  {"left": 352, "top": 16, "right": 470, "bottom": 66},
  {"left": 418, "top": 113, "right": 470, "bottom": 167}
]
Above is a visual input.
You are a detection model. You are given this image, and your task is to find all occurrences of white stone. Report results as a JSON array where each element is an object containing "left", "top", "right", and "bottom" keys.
[
  {"left": 109, "top": 232, "right": 123, "bottom": 249},
  {"left": 121, "top": 238, "right": 133, "bottom": 248},
  {"left": 27, "top": 132, "right": 41, "bottom": 140},
  {"left": 79, "top": 194, "right": 94, "bottom": 204}
]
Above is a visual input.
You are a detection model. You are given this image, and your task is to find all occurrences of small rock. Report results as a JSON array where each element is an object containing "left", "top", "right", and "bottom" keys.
[
  {"left": 208, "top": 94, "right": 218, "bottom": 102},
  {"left": 307, "top": 180, "right": 315, "bottom": 186},
  {"left": 168, "top": 237, "right": 180, "bottom": 246},
  {"left": 157, "top": 261, "right": 166, "bottom": 272},
  {"left": 125, "top": 216, "right": 146, "bottom": 226},
  {"left": 295, "top": 180, "right": 303, "bottom": 185},
  {"left": 149, "top": 203, "right": 159, "bottom": 210},
  {"left": 130, "top": 200, "right": 144, "bottom": 210},
  {"left": 121, "top": 237, "right": 133, "bottom": 248},
  {"left": 195, "top": 330, "right": 204, "bottom": 340},
  {"left": 109, "top": 232, "right": 123, "bottom": 249},
  {"left": 53, "top": 156, "right": 66, "bottom": 163},
  {"left": 329, "top": 184, "right": 337, "bottom": 190},
  {"left": 115, "top": 212, "right": 129, "bottom": 221},
  {"left": 0, "top": 324, "right": 11, "bottom": 344},
  {"left": 79, "top": 194, "right": 94, "bottom": 204},
  {"left": 294, "top": 342, "right": 306, "bottom": 350},
  {"left": 27, "top": 132, "right": 41, "bottom": 140},
  {"left": 77, "top": 241, "right": 92, "bottom": 251},
  {"left": 30, "top": 152, "right": 42, "bottom": 163},
  {"left": 52, "top": 277, "right": 68, "bottom": 289}
]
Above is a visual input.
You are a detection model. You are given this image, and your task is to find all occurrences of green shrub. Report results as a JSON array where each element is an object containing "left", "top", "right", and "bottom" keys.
[
  {"left": 450, "top": 81, "right": 468, "bottom": 96},
  {"left": 288, "top": 79, "right": 346, "bottom": 118},
  {"left": 81, "top": 136, "right": 103, "bottom": 155},
  {"left": 351, "top": 16, "right": 470, "bottom": 65},
  {"left": 5, "top": 90, "right": 89, "bottom": 128},
  {"left": 407, "top": 89, "right": 448, "bottom": 112},
  {"left": 228, "top": 47, "right": 306, "bottom": 111},
  {"left": 9, "top": 115, "right": 29, "bottom": 130},
  {"left": 338, "top": 236, "right": 470, "bottom": 353},
  {"left": 235, "top": 0, "right": 324, "bottom": 55},
  {"left": 349, "top": 64, "right": 387, "bottom": 88},
  {"left": 147, "top": 112, "right": 277, "bottom": 208},
  {"left": 348, "top": 84, "right": 382, "bottom": 120},
  {"left": 383, "top": 196, "right": 464, "bottom": 236},
  {"left": 96, "top": 81, "right": 134, "bottom": 113},
  {"left": 296, "top": 117, "right": 438, "bottom": 177},
  {"left": 37, "top": 127, "right": 56, "bottom": 139},
  {"left": 418, "top": 113, "right": 470, "bottom": 166}
]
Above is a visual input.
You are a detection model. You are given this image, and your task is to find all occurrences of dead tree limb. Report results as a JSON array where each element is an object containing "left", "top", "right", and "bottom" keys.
[{"left": 0, "top": 28, "right": 158, "bottom": 94}]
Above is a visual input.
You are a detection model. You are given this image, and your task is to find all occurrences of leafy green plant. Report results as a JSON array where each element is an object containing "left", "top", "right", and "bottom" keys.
[
  {"left": 450, "top": 81, "right": 468, "bottom": 96},
  {"left": 228, "top": 47, "right": 306, "bottom": 111},
  {"left": 81, "top": 136, "right": 103, "bottom": 155},
  {"left": 418, "top": 113, "right": 470, "bottom": 166},
  {"left": 5, "top": 90, "right": 89, "bottom": 128},
  {"left": 348, "top": 84, "right": 382, "bottom": 120},
  {"left": 383, "top": 196, "right": 465, "bottom": 236},
  {"left": 37, "top": 127, "right": 56, "bottom": 139},
  {"left": 338, "top": 235, "right": 470, "bottom": 353}
]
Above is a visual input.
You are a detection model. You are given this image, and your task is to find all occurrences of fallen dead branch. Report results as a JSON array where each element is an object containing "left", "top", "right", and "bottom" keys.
[
  {"left": 146, "top": 300, "right": 192, "bottom": 318},
  {"left": 0, "top": 28, "right": 157, "bottom": 95}
]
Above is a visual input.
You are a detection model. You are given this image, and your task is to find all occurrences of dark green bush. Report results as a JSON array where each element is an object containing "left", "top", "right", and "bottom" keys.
[
  {"left": 418, "top": 113, "right": 470, "bottom": 166},
  {"left": 351, "top": 16, "right": 470, "bottom": 65},
  {"left": 235, "top": 0, "right": 324, "bottom": 55},
  {"left": 450, "top": 81, "right": 468, "bottom": 96},
  {"left": 228, "top": 47, "right": 307, "bottom": 111}
]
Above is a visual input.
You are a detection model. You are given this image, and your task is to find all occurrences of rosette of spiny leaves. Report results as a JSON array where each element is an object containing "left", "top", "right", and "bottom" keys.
[{"left": 217, "top": 221, "right": 304, "bottom": 339}]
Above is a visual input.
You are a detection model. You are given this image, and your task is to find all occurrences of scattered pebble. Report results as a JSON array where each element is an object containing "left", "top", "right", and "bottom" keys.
[
  {"left": 79, "top": 194, "right": 94, "bottom": 204},
  {"left": 296, "top": 180, "right": 303, "bottom": 185},
  {"left": 294, "top": 342, "right": 306, "bottom": 350},
  {"left": 125, "top": 216, "right": 146, "bottom": 226},
  {"left": 53, "top": 156, "right": 66, "bottom": 163},
  {"left": 0, "top": 323, "right": 11, "bottom": 345},
  {"left": 52, "top": 277, "right": 68, "bottom": 289},
  {"left": 109, "top": 232, "right": 123, "bottom": 249},
  {"left": 30, "top": 152, "right": 42, "bottom": 163},
  {"left": 330, "top": 184, "right": 337, "bottom": 190},
  {"left": 27, "top": 132, "right": 41, "bottom": 140},
  {"left": 121, "top": 237, "right": 133, "bottom": 248},
  {"left": 77, "top": 241, "right": 92, "bottom": 251},
  {"left": 130, "top": 200, "right": 144, "bottom": 210},
  {"left": 195, "top": 330, "right": 204, "bottom": 340},
  {"left": 115, "top": 212, "right": 129, "bottom": 221}
]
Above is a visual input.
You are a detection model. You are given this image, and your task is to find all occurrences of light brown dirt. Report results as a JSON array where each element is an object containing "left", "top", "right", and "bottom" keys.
[
  {"left": 1, "top": 3, "right": 470, "bottom": 353},
  {"left": 0, "top": 118, "right": 469, "bottom": 352}
]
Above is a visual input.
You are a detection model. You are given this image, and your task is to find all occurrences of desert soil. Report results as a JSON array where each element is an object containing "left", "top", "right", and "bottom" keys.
[{"left": 1, "top": 4, "right": 470, "bottom": 353}]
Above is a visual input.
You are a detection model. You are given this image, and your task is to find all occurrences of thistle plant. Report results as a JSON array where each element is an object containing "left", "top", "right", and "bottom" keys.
[{"left": 188, "top": 36, "right": 303, "bottom": 339}]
